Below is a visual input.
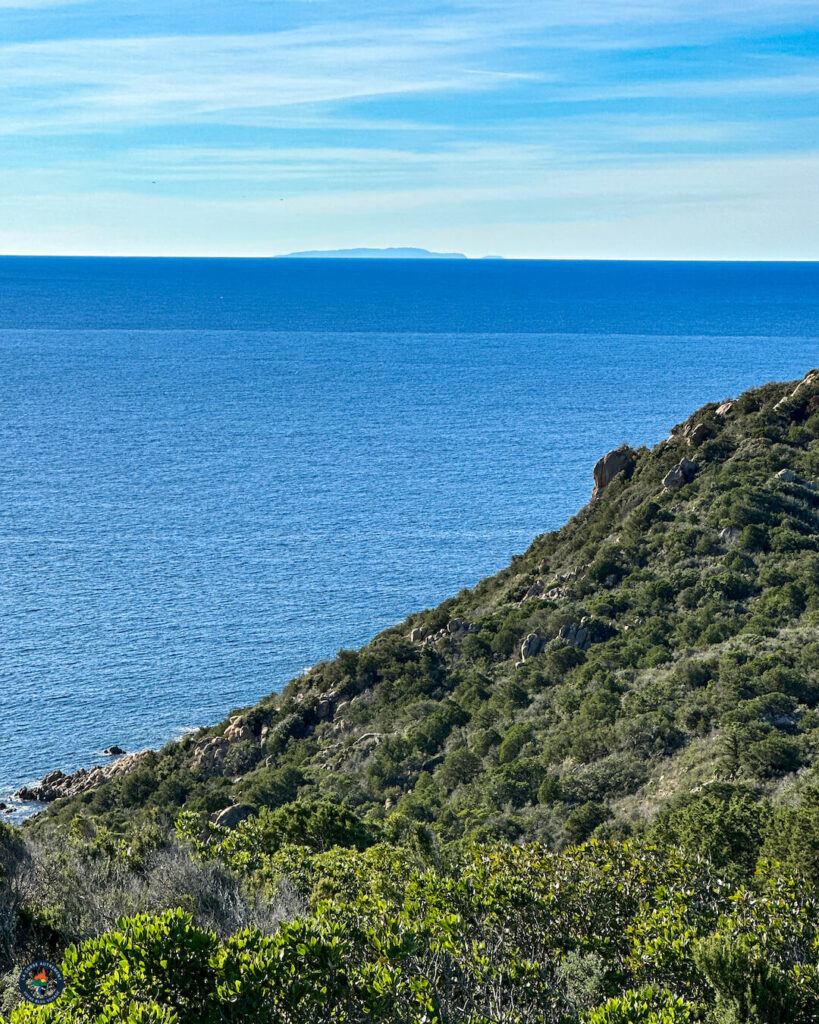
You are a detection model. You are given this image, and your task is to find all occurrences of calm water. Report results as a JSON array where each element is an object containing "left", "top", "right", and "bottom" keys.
[{"left": 1, "top": 258, "right": 818, "bottom": 811}]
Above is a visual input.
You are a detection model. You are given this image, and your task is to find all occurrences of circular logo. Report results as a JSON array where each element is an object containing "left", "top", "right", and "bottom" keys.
[{"left": 18, "top": 960, "right": 65, "bottom": 1005}]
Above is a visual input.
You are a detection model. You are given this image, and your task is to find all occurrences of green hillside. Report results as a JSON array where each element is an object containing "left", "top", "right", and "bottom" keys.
[
  {"left": 4, "top": 370, "right": 819, "bottom": 1023},
  {"left": 33, "top": 369, "right": 819, "bottom": 846}
]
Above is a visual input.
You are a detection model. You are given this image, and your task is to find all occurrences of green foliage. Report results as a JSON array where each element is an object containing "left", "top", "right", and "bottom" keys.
[
  {"left": 8, "top": 839, "right": 819, "bottom": 1023},
  {"left": 588, "top": 987, "right": 701, "bottom": 1024},
  {"left": 10, "top": 372, "right": 819, "bottom": 1021}
]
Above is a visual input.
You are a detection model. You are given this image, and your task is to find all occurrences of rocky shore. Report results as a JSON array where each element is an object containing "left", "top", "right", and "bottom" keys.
[{"left": 14, "top": 750, "right": 153, "bottom": 803}]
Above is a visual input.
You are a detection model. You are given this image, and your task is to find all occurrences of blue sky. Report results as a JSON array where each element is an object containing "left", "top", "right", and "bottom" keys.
[{"left": 1, "top": 0, "right": 817, "bottom": 257}]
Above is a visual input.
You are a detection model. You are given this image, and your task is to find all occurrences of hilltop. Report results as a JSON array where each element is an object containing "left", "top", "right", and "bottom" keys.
[{"left": 27, "top": 370, "right": 819, "bottom": 846}]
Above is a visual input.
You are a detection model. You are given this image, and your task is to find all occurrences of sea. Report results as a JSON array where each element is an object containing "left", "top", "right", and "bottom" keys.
[{"left": 1, "top": 258, "right": 817, "bottom": 816}]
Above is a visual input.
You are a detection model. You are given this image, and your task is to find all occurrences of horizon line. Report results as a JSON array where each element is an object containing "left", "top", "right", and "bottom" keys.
[{"left": 1, "top": 253, "right": 818, "bottom": 263}]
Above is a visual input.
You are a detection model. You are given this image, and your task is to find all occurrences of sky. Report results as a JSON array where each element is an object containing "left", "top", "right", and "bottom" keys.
[{"left": 0, "top": 0, "right": 817, "bottom": 258}]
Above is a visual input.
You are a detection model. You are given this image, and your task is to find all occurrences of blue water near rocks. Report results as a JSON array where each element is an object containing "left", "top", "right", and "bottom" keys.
[{"left": 1, "top": 258, "right": 818, "bottom": 811}]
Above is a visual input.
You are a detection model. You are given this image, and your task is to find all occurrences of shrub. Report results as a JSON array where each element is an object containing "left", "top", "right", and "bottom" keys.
[
  {"left": 497, "top": 723, "right": 533, "bottom": 764},
  {"left": 588, "top": 987, "right": 700, "bottom": 1024}
]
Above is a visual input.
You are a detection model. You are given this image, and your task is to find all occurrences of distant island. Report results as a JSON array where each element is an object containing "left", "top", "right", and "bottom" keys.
[{"left": 278, "top": 247, "right": 469, "bottom": 259}]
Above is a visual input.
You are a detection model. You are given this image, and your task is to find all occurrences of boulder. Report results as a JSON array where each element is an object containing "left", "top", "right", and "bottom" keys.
[
  {"left": 687, "top": 422, "right": 712, "bottom": 447},
  {"left": 559, "top": 623, "right": 589, "bottom": 650},
  {"left": 191, "top": 736, "right": 230, "bottom": 775},
  {"left": 102, "top": 745, "right": 126, "bottom": 756},
  {"left": 223, "top": 716, "right": 253, "bottom": 743},
  {"left": 522, "top": 580, "right": 544, "bottom": 601},
  {"left": 663, "top": 458, "right": 698, "bottom": 490},
  {"left": 716, "top": 401, "right": 733, "bottom": 416},
  {"left": 719, "top": 526, "right": 741, "bottom": 544},
  {"left": 592, "top": 445, "right": 636, "bottom": 500},
  {"left": 14, "top": 751, "right": 153, "bottom": 803},
  {"left": 520, "top": 633, "right": 544, "bottom": 661},
  {"left": 354, "top": 732, "right": 382, "bottom": 747},
  {"left": 773, "top": 369, "right": 819, "bottom": 413},
  {"left": 409, "top": 627, "right": 424, "bottom": 642},
  {"left": 316, "top": 696, "right": 334, "bottom": 721},
  {"left": 776, "top": 468, "right": 796, "bottom": 483},
  {"left": 210, "top": 804, "right": 254, "bottom": 830}
]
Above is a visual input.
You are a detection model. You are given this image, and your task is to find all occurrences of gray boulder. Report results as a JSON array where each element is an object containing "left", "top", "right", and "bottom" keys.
[
  {"left": 592, "top": 445, "right": 636, "bottom": 500},
  {"left": 520, "top": 633, "right": 544, "bottom": 661},
  {"left": 663, "top": 458, "right": 698, "bottom": 490},
  {"left": 210, "top": 804, "right": 254, "bottom": 830}
]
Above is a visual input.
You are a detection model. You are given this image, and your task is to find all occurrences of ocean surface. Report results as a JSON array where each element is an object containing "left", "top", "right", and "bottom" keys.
[{"left": 1, "top": 258, "right": 818, "bottom": 815}]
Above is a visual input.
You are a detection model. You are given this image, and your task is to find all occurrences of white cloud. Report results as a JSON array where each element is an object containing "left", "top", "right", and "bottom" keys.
[{"left": 0, "top": 150, "right": 815, "bottom": 258}]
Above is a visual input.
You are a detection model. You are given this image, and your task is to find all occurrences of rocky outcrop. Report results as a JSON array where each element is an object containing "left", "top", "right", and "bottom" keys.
[
  {"left": 210, "top": 804, "right": 254, "bottom": 829},
  {"left": 776, "top": 468, "right": 796, "bottom": 483},
  {"left": 663, "top": 458, "right": 698, "bottom": 490},
  {"left": 421, "top": 620, "right": 477, "bottom": 647},
  {"left": 686, "top": 422, "right": 713, "bottom": 447},
  {"left": 191, "top": 736, "right": 230, "bottom": 775},
  {"left": 15, "top": 750, "right": 153, "bottom": 803},
  {"left": 518, "top": 617, "right": 611, "bottom": 664},
  {"left": 223, "top": 716, "right": 253, "bottom": 743},
  {"left": 102, "top": 745, "right": 126, "bottom": 756},
  {"left": 520, "top": 633, "right": 545, "bottom": 661},
  {"left": 592, "top": 445, "right": 636, "bottom": 500},
  {"left": 559, "top": 622, "right": 591, "bottom": 650},
  {"left": 521, "top": 568, "right": 581, "bottom": 604},
  {"left": 773, "top": 369, "right": 819, "bottom": 413},
  {"left": 716, "top": 401, "right": 733, "bottom": 417}
]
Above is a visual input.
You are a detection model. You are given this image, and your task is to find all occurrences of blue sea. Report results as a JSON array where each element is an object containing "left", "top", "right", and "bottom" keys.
[{"left": 1, "top": 258, "right": 818, "bottom": 813}]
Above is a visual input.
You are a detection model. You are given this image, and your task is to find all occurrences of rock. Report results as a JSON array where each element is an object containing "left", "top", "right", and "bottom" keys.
[
  {"left": 773, "top": 369, "right": 819, "bottom": 413},
  {"left": 447, "top": 618, "right": 466, "bottom": 636},
  {"left": 716, "top": 401, "right": 733, "bottom": 416},
  {"left": 223, "top": 716, "right": 253, "bottom": 743},
  {"left": 14, "top": 751, "right": 153, "bottom": 803},
  {"left": 354, "top": 732, "right": 382, "bottom": 747},
  {"left": 522, "top": 580, "right": 544, "bottom": 601},
  {"left": 719, "top": 526, "right": 741, "bottom": 544},
  {"left": 210, "top": 804, "right": 254, "bottom": 829},
  {"left": 316, "top": 696, "right": 334, "bottom": 721},
  {"left": 102, "top": 745, "right": 126, "bottom": 756},
  {"left": 558, "top": 621, "right": 603, "bottom": 651},
  {"left": 0, "top": 802, "right": 7, "bottom": 810},
  {"left": 520, "top": 633, "right": 543, "bottom": 661},
  {"left": 409, "top": 627, "right": 424, "bottom": 642},
  {"left": 663, "top": 458, "right": 698, "bottom": 490},
  {"left": 191, "top": 736, "right": 230, "bottom": 775},
  {"left": 592, "top": 445, "right": 636, "bottom": 500},
  {"left": 776, "top": 468, "right": 796, "bottom": 483},
  {"left": 687, "top": 422, "right": 712, "bottom": 447}
]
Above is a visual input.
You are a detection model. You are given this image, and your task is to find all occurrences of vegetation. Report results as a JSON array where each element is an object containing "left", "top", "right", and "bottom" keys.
[{"left": 2, "top": 371, "right": 819, "bottom": 1021}]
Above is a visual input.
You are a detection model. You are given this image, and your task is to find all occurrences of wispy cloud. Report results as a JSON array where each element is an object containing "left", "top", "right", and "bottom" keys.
[{"left": 0, "top": 0, "right": 816, "bottom": 255}]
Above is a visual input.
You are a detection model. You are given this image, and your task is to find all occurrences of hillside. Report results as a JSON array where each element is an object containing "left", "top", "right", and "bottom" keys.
[
  {"left": 4, "top": 370, "right": 819, "bottom": 1023},
  {"left": 27, "top": 370, "right": 819, "bottom": 845}
]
